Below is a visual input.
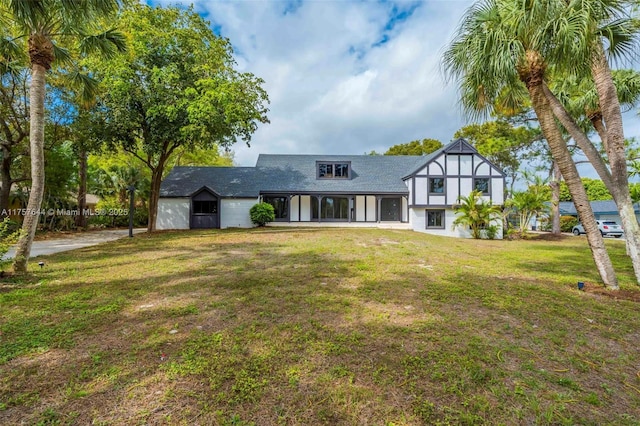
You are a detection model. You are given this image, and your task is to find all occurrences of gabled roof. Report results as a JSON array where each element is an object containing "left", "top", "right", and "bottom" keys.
[
  {"left": 402, "top": 138, "right": 504, "bottom": 178},
  {"left": 443, "top": 137, "right": 477, "bottom": 154}
]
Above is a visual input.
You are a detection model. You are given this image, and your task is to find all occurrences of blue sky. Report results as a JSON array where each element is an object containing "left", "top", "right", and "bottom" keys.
[{"left": 149, "top": 0, "right": 640, "bottom": 173}]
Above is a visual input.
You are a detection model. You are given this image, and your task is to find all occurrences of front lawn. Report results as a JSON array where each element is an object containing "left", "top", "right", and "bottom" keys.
[{"left": 0, "top": 228, "right": 638, "bottom": 425}]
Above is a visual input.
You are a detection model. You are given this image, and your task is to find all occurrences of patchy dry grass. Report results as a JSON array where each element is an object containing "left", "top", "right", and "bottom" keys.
[{"left": 1, "top": 228, "right": 639, "bottom": 425}]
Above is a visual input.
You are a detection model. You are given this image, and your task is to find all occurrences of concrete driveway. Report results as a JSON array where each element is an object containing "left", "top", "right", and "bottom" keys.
[{"left": 6, "top": 228, "right": 146, "bottom": 259}]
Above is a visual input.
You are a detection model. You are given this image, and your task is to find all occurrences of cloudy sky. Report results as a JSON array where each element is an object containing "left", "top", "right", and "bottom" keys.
[{"left": 150, "top": 0, "right": 640, "bottom": 168}]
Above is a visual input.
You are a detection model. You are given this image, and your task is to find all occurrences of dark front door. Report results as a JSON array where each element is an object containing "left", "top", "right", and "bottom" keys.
[
  {"left": 380, "top": 198, "right": 401, "bottom": 221},
  {"left": 191, "top": 190, "right": 219, "bottom": 229}
]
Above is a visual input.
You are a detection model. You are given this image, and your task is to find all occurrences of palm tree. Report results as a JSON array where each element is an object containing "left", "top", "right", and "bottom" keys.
[
  {"left": 506, "top": 189, "right": 549, "bottom": 234},
  {"left": 443, "top": 0, "right": 618, "bottom": 288},
  {"left": 0, "top": 0, "right": 126, "bottom": 272},
  {"left": 452, "top": 190, "right": 502, "bottom": 239}
]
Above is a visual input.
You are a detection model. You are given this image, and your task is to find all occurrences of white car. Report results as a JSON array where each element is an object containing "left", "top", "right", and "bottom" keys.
[{"left": 572, "top": 220, "right": 624, "bottom": 238}]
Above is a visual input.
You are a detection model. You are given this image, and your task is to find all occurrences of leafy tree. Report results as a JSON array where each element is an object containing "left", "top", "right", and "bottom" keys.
[
  {"left": 1, "top": 0, "right": 126, "bottom": 272},
  {"left": 559, "top": 178, "right": 612, "bottom": 202},
  {"left": 506, "top": 189, "right": 549, "bottom": 234},
  {"left": 443, "top": 0, "right": 618, "bottom": 288},
  {"left": 90, "top": 4, "right": 269, "bottom": 231},
  {"left": 630, "top": 183, "right": 640, "bottom": 204},
  {"left": 385, "top": 138, "right": 442, "bottom": 156},
  {"left": 452, "top": 190, "right": 501, "bottom": 239}
]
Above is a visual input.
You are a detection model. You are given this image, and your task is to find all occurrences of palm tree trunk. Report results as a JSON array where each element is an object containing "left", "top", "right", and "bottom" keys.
[
  {"left": 542, "top": 84, "right": 613, "bottom": 190},
  {"left": 528, "top": 82, "right": 618, "bottom": 289},
  {"left": 590, "top": 43, "right": 640, "bottom": 285},
  {"left": 550, "top": 162, "right": 561, "bottom": 235},
  {"left": 13, "top": 63, "right": 47, "bottom": 273}
]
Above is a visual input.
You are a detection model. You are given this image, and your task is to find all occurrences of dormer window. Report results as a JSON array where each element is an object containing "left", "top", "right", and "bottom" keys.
[{"left": 317, "top": 161, "right": 350, "bottom": 179}]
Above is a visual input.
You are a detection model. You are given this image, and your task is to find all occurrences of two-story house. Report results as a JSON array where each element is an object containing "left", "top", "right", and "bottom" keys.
[{"left": 157, "top": 138, "right": 505, "bottom": 238}]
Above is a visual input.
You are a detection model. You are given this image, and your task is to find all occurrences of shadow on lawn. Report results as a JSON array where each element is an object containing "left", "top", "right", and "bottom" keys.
[{"left": 2, "top": 229, "right": 640, "bottom": 425}]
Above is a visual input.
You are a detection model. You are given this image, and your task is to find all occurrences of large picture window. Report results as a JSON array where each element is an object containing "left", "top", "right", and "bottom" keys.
[
  {"left": 264, "top": 196, "right": 288, "bottom": 220},
  {"left": 426, "top": 210, "right": 444, "bottom": 229},
  {"left": 317, "top": 162, "right": 350, "bottom": 179},
  {"left": 312, "top": 197, "right": 349, "bottom": 220},
  {"left": 474, "top": 178, "right": 490, "bottom": 195},
  {"left": 429, "top": 177, "right": 445, "bottom": 194}
]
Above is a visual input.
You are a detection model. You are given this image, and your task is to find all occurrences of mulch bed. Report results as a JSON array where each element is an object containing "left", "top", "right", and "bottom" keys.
[{"left": 579, "top": 281, "right": 640, "bottom": 302}]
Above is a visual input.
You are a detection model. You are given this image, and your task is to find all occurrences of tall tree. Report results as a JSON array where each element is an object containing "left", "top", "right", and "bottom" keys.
[
  {"left": 91, "top": 4, "right": 269, "bottom": 231},
  {"left": 443, "top": 0, "right": 618, "bottom": 288},
  {"left": 0, "top": 0, "right": 126, "bottom": 272},
  {"left": 385, "top": 138, "right": 442, "bottom": 156},
  {"left": 536, "top": 1, "right": 640, "bottom": 283}
]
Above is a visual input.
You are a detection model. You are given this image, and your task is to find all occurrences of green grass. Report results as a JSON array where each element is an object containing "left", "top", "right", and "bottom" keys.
[{"left": 1, "top": 228, "right": 639, "bottom": 425}]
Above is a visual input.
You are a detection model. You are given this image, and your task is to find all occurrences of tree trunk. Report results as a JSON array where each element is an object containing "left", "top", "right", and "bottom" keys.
[
  {"left": 550, "top": 162, "right": 561, "bottom": 235},
  {"left": 148, "top": 162, "right": 164, "bottom": 232},
  {"left": 13, "top": 63, "right": 47, "bottom": 273},
  {"left": 590, "top": 43, "right": 640, "bottom": 285},
  {"left": 542, "top": 84, "right": 613, "bottom": 190},
  {"left": 0, "top": 146, "right": 12, "bottom": 216},
  {"left": 75, "top": 149, "right": 87, "bottom": 228},
  {"left": 527, "top": 81, "right": 618, "bottom": 289}
]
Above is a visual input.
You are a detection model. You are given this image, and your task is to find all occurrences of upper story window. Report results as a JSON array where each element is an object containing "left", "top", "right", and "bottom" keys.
[
  {"left": 429, "top": 177, "right": 445, "bottom": 194},
  {"left": 317, "top": 161, "right": 350, "bottom": 179},
  {"left": 474, "top": 178, "right": 490, "bottom": 195}
]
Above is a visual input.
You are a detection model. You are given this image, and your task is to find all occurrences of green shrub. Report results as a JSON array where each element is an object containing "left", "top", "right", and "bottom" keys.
[
  {"left": 484, "top": 224, "right": 499, "bottom": 240},
  {"left": 560, "top": 215, "right": 578, "bottom": 233},
  {"left": 250, "top": 202, "right": 275, "bottom": 227},
  {"left": 0, "top": 218, "right": 23, "bottom": 271}
]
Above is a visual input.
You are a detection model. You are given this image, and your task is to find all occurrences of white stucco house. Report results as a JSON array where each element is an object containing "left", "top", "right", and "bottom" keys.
[{"left": 157, "top": 138, "right": 506, "bottom": 238}]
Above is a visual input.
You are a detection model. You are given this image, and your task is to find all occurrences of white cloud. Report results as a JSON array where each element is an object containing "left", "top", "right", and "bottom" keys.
[
  {"left": 152, "top": 0, "right": 640, "bottom": 169},
  {"left": 175, "top": 0, "right": 475, "bottom": 164}
]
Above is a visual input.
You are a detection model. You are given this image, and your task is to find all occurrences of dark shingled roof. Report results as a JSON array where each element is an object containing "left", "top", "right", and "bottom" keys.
[
  {"left": 160, "top": 167, "right": 266, "bottom": 198},
  {"left": 255, "top": 154, "right": 428, "bottom": 194},
  {"left": 159, "top": 154, "right": 431, "bottom": 197},
  {"left": 559, "top": 200, "right": 640, "bottom": 216},
  {"left": 158, "top": 140, "right": 493, "bottom": 198}
]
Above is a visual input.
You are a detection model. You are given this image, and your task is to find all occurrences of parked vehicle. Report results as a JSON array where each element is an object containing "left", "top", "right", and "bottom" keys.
[{"left": 572, "top": 220, "right": 624, "bottom": 238}]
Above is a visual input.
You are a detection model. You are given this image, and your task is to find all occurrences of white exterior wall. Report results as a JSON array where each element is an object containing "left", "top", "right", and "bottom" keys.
[
  {"left": 355, "top": 196, "right": 366, "bottom": 221},
  {"left": 414, "top": 177, "right": 428, "bottom": 204},
  {"left": 476, "top": 162, "right": 490, "bottom": 175},
  {"left": 428, "top": 156, "right": 445, "bottom": 175},
  {"left": 220, "top": 199, "right": 256, "bottom": 229},
  {"left": 366, "top": 196, "right": 377, "bottom": 221},
  {"left": 446, "top": 155, "right": 459, "bottom": 175},
  {"left": 460, "top": 156, "right": 473, "bottom": 175},
  {"left": 157, "top": 198, "right": 190, "bottom": 230},
  {"left": 300, "top": 196, "right": 311, "bottom": 221},
  {"left": 491, "top": 178, "right": 504, "bottom": 204},
  {"left": 446, "top": 178, "right": 459, "bottom": 205},
  {"left": 402, "top": 197, "right": 408, "bottom": 222},
  {"left": 290, "top": 196, "right": 300, "bottom": 221},
  {"left": 410, "top": 208, "right": 469, "bottom": 238},
  {"left": 410, "top": 208, "right": 503, "bottom": 239}
]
